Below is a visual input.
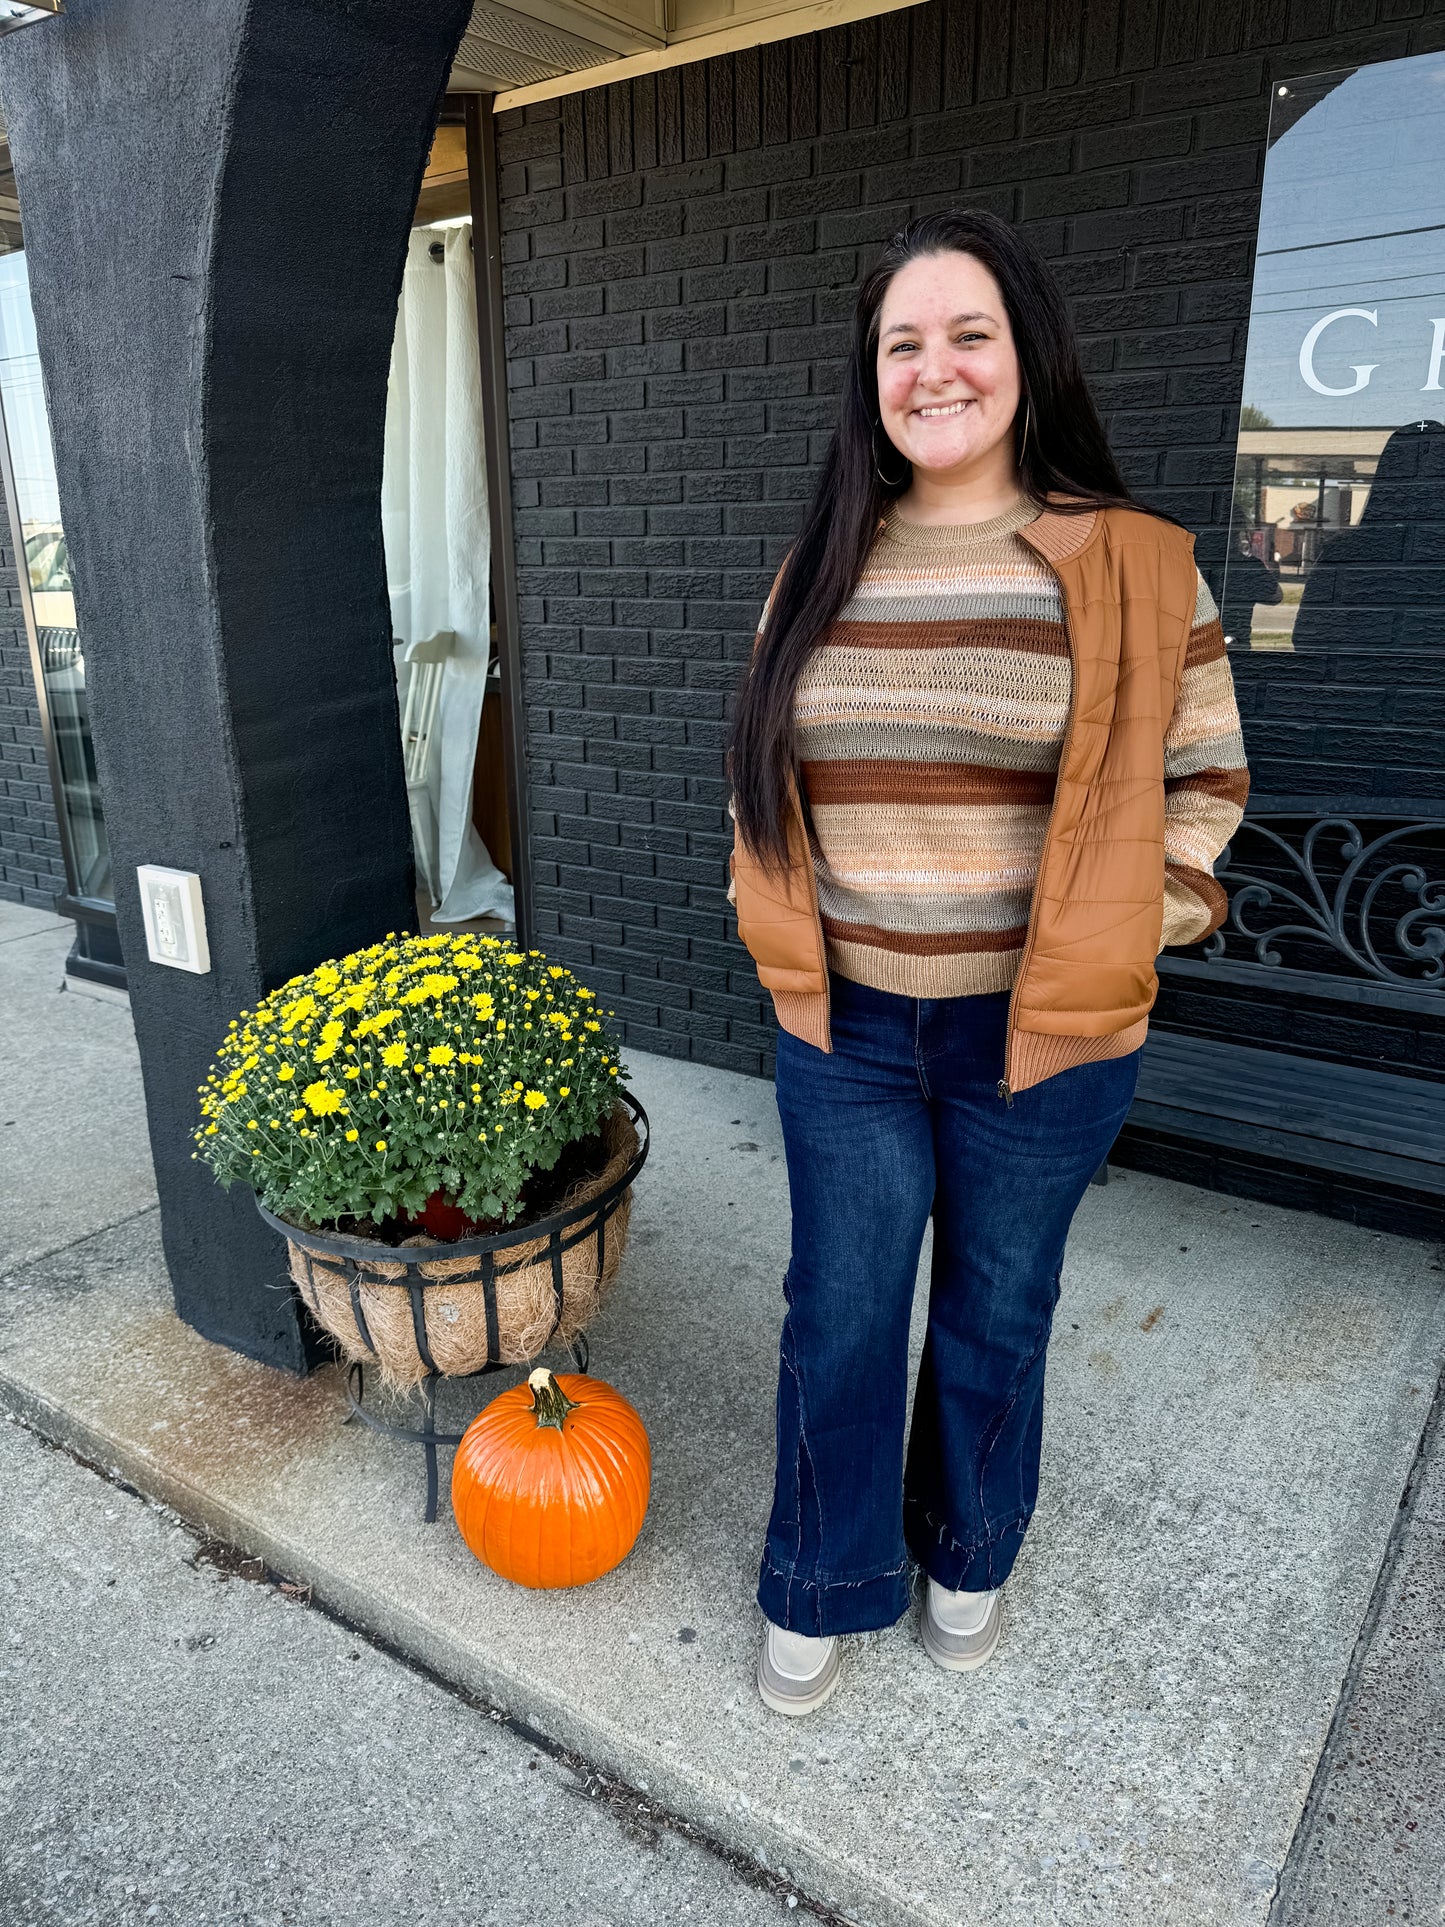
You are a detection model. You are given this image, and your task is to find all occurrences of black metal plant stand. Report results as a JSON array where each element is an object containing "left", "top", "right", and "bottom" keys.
[
  {"left": 260, "top": 1092, "right": 649, "bottom": 1523},
  {"left": 341, "top": 1344, "right": 588, "bottom": 1527}
]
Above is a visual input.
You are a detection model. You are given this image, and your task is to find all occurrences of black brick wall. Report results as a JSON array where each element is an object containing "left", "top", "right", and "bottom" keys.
[
  {"left": 0, "top": 522, "right": 63, "bottom": 908},
  {"left": 496, "top": 0, "right": 1445, "bottom": 1080}
]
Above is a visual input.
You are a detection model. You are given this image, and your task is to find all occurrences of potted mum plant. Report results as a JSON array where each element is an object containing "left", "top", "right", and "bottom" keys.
[{"left": 193, "top": 931, "right": 646, "bottom": 1389}]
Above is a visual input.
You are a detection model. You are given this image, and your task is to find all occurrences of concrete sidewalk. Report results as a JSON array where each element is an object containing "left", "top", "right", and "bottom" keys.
[
  {"left": 0, "top": 1414, "right": 789, "bottom": 1927},
  {"left": 2, "top": 902, "right": 1443, "bottom": 1926}
]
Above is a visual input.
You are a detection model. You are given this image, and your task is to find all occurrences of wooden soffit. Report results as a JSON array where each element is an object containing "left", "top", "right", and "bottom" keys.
[{"left": 448, "top": 0, "right": 924, "bottom": 111}]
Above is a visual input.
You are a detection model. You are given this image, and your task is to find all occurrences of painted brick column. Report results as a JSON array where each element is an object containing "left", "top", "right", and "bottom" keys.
[{"left": 0, "top": 0, "right": 472, "bottom": 1371}]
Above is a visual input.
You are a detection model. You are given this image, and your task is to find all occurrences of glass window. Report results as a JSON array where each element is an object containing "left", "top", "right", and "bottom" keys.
[
  {"left": 0, "top": 246, "right": 111, "bottom": 900},
  {"left": 1224, "top": 53, "right": 1445, "bottom": 804}
]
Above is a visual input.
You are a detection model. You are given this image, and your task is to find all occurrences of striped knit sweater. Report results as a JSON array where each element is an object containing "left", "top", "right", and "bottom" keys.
[{"left": 787, "top": 496, "right": 1249, "bottom": 1000}]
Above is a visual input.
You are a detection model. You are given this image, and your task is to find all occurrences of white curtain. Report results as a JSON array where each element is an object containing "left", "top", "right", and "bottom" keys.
[{"left": 382, "top": 222, "right": 514, "bottom": 924}]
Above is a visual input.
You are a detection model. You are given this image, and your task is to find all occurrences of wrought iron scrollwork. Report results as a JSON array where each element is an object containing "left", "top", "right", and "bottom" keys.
[{"left": 1202, "top": 816, "right": 1445, "bottom": 988}]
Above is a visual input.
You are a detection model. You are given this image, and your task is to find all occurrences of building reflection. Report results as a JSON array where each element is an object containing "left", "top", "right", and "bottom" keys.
[{"left": 1292, "top": 418, "right": 1445, "bottom": 655}]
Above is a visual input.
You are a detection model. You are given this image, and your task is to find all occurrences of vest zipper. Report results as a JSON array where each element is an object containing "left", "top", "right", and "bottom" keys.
[{"left": 1000, "top": 540, "right": 1082, "bottom": 1102}]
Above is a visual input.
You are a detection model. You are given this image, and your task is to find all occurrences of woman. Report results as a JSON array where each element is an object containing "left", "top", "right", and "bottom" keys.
[{"left": 727, "top": 210, "right": 1248, "bottom": 1716}]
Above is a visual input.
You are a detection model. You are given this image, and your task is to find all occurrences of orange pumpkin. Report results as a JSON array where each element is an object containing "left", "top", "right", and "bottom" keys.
[{"left": 451, "top": 1368, "right": 650, "bottom": 1588}]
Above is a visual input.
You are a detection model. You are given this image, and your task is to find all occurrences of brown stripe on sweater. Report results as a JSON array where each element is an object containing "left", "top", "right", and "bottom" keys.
[
  {"left": 1165, "top": 860, "right": 1228, "bottom": 933},
  {"left": 803, "top": 759, "right": 1058, "bottom": 808},
  {"left": 821, "top": 914, "right": 1031, "bottom": 956},
  {"left": 818, "top": 616, "right": 1072, "bottom": 656},
  {"left": 1165, "top": 766, "right": 1250, "bottom": 808},
  {"left": 1184, "top": 617, "right": 1227, "bottom": 669}
]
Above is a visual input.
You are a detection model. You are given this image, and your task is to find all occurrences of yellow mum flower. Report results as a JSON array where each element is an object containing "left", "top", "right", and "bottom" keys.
[
  {"left": 559, "top": 1086, "right": 571, "bottom": 1098},
  {"left": 547, "top": 966, "right": 565, "bottom": 979},
  {"left": 376, "top": 1140, "right": 387, "bottom": 1152},
  {"left": 291, "top": 1108, "right": 306, "bottom": 1122},
  {"left": 503, "top": 953, "right": 524, "bottom": 966},
  {"left": 381, "top": 1042, "right": 407, "bottom": 1068},
  {"left": 313, "top": 1041, "right": 338, "bottom": 1062},
  {"left": 246, "top": 1120, "right": 258, "bottom": 1131},
  {"left": 523, "top": 1090, "right": 547, "bottom": 1110},
  {"left": 302, "top": 1081, "right": 344, "bottom": 1117},
  {"left": 345, "top": 1129, "right": 359, "bottom": 1142},
  {"left": 400, "top": 972, "right": 458, "bottom": 1004},
  {"left": 428, "top": 1044, "right": 456, "bottom": 1066},
  {"left": 320, "top": 1020, "right": 345, "bottom": 1044},
  {"left": 277, "top": 1064, "right": 295, "bottom": 1081}
]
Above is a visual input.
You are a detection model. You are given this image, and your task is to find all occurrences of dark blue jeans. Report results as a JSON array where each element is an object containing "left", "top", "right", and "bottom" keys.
[{"left": 758, "top": 974, "right": 1141, "bottom": 1638}]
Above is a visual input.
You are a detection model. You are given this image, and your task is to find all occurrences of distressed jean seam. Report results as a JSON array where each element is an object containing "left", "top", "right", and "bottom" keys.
[
  {"left": 760, "top": 1546, "right": 910, "bottom": 1592},
  {"left": 903, "top": 1496, "right": 1033, "bottom": 1558},
  {"left": 973, "top": 1272, "right": 1061, "bottom": 1530}
]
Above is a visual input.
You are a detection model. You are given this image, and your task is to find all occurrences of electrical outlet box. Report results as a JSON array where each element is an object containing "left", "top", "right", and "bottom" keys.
[{"left": 137, "top": 865, "right": 210, "bottom": 974}]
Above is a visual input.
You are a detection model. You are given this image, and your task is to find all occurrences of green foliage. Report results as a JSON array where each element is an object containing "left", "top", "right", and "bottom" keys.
[{"left": 193, "top": 931, "right": 625, "bottom": 1229}]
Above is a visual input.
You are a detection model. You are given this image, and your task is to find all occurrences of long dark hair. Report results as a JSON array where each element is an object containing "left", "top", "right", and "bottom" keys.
[{"left": 728, "top": 208, "right": 1156, "bottom": 870}]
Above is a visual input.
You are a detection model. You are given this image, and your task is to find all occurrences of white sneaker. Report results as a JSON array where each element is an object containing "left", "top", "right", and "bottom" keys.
[
  {"left": 757, "top": 1623, "right": 842, "bottom": 1716},
  {"left": 919, "top": 1578, "right": 1003, "bottom": 1673}
]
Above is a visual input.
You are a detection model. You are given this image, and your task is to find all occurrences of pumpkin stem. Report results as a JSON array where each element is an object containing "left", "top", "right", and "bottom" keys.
[{"left": 528, "top": 1366, "right": 579, "bottom": 1432}]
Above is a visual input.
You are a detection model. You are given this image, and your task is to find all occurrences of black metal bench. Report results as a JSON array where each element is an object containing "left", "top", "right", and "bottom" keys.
[{"left": 1113, "top": 808, "right": 1445, "bottom": 1230}]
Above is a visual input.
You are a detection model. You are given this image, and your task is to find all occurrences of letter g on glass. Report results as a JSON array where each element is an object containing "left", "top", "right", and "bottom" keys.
[{"left": 1298, "top": 308, "right": 1379, "bottom": 397}]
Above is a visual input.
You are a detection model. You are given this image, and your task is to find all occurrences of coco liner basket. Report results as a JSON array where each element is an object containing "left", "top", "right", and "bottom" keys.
[{"left": 259, "top": 1092, "right": 648, "bottom": 1391}]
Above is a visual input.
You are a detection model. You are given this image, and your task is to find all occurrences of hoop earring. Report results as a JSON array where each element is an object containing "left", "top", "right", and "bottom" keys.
[{"left": 872, "top": 421, "right": 909, "bottom": 489}]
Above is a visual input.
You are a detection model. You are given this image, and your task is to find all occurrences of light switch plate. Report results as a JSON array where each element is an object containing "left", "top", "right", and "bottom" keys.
[{"left": 136, "top": 865, "right": 211, "bottom": 974}]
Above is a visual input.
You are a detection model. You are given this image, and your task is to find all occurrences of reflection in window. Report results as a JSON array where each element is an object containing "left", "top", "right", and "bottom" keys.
[
  {"left": 1225, "top": 56, "right": 1445, "bottom": 681},
  {"left": 0, "top": 249, "right": 111, "bottom": 900}
]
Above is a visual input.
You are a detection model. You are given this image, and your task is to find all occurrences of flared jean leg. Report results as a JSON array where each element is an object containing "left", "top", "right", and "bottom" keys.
[
  {"left": 758, "top": 1006, "right": 935, "bottom": 1637},
  {"left": 903, "top": 1041, "right": 1141, "bottom": 1592}
]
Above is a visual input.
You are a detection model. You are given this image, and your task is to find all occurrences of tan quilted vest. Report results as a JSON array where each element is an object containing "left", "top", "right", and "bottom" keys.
[{"left": 730, "top": 503, "right": 1200, "bottom": 1095}]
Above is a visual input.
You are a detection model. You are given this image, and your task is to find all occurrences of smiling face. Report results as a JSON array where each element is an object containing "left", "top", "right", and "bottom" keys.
[{"left": 874, "top": 250, "right": 1023, "bottom": 490}]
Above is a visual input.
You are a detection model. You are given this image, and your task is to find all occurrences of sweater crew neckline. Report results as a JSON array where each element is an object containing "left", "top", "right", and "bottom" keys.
[{"left": 880, "top": 495, "right": 1042, "bottom": 553}]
